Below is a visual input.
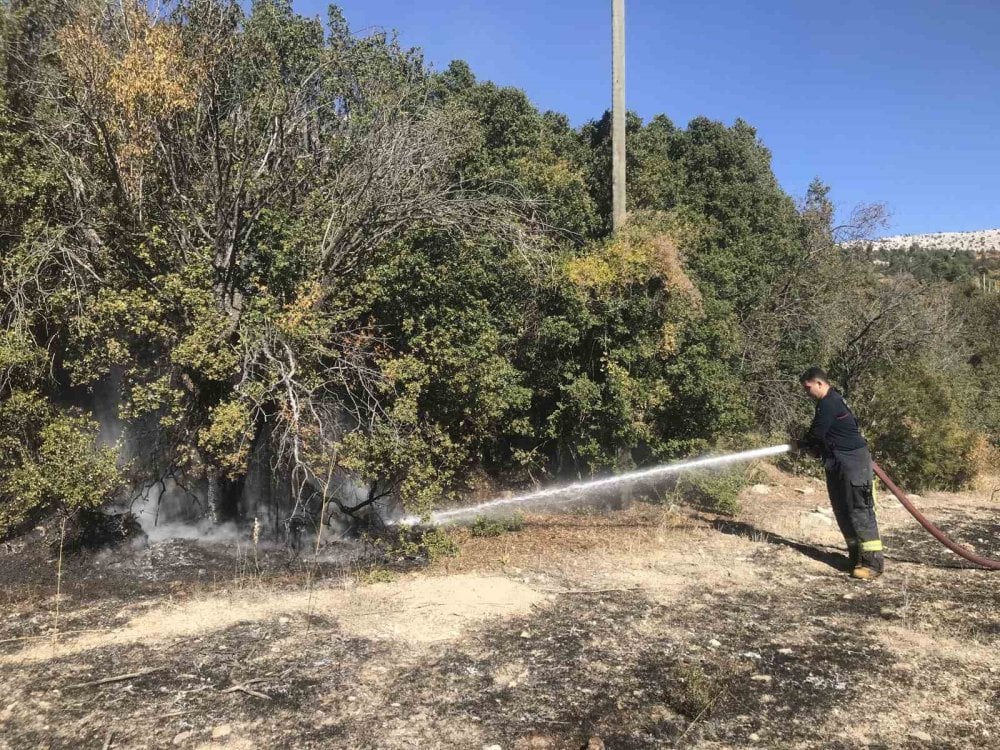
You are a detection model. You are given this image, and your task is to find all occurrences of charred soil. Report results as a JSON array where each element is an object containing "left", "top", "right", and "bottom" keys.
[{"left": 1, "top": 470, "right": 998, "bottom": 749}]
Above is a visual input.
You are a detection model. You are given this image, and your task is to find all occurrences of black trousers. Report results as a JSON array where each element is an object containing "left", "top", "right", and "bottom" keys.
[{"left": 825, "top": 459, "right": 884, "bottom": 572}]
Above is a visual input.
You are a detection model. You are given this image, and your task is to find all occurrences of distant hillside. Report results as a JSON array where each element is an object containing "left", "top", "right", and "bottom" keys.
[{"left": 860, "top": 229, "right": 1000, "bottom": 255}]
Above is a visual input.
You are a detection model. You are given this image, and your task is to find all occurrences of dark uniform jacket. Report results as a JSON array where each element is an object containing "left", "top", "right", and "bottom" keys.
[
  {"left": 802, "top": 389, "right": 873, "bottom": 484},
  {"left": 803, "top": 389, "right": 866, "bottom": 456}
]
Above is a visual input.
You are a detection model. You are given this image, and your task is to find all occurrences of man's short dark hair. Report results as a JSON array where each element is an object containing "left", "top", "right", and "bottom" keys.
[{"left": 799, "top": 366, "right": 828, "bottom": 384}]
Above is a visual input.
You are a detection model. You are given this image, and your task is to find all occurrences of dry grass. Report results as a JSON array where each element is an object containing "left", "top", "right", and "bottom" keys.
[
  {"left": 434, "top": 503, "right": 695, "bottom": 575},
  {"left": 1, "top": 465, "right": 998, "bottom": 748}
]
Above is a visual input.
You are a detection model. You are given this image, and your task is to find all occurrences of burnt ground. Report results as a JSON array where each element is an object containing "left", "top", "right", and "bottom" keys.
[{"left": 1, "top": 469, "right": 999, "bottom": 749}]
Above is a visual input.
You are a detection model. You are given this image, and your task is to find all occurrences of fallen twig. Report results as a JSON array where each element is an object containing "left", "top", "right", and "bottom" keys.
[
  {"left": 543, "top": 586, "right": 643, "bottom": 595},
  {"left": 66, "top": 667, "right": 166, "bottom": 690},
  {"left": 676, "top": 687, "right": 728, "bottom": 746},
  {"left": 102, "top": 728, "right": 114, "bottom": 750},
  {"left": 222, "top": 677, "right": 272, "bottom": 700},
  {"left": 0, "top": 628, "right": 110, "bottom": 645}
]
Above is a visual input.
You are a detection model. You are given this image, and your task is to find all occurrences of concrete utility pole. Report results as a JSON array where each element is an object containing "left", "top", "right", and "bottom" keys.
[
  {"left": 612, "top": 0, "right": 626, "bottom": 233},
  {"left": 612, "top": 0, "right": 632, "bottom": 509}
]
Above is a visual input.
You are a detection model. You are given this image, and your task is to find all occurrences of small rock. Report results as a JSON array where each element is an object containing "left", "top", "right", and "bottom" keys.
[
  {"left": 777, "top": 648, "right": 793, "bottom": 655},
  {"left": 708, "top": 639, "right": 721, "bottom": 648},
  {"left": 172, "top": 731, "right": 195, "bottom": 746},
  {"left": 278, "top": 617, "right": 290, "bottom": 625},
  {"left": 879, "top": 607, "right": 900, "bottom": 619},
  {"left": 520, "top": 630, "right": 531, "bottom": 639},
  {"left": 749, "top": 733, "right": 761, "bottom": 742},
  {"left": 842, "top": 593, "right": 855, "bottom": 600},
  {"left": 909, "top": 731, "right": 933, "bottom": 743},
  {"left": 211, "top": 725, "right": 232, "bottom": 739},
  {"left": 587, "top": 738, "right": 606, "bottom": 750},
  {"left": 483, "top": 745, "right": 503, "bottom": 750},
  {"left": 750, "top": 484, "right": 770, "bottom": 495},
  {"left": 741, "top": 651, "right": 762, "bottom": 660},
  {"left": 751, "top": 674, "right": 772, "bottom": 682},
  {"left": 524, "top": 736, "right": 556, "bottom": 748}
]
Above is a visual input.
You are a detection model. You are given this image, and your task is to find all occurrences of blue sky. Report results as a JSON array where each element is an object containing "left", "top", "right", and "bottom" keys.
[{"left": 294, "top": 1, "right": 1000, "bottom": 236}]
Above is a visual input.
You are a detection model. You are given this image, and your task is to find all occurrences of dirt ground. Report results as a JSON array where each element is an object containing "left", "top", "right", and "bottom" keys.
[{"left": 1, "top": 466, "right": 999, "bottom": 749}]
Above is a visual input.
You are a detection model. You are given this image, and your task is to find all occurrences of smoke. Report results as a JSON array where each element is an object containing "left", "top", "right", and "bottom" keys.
[{"left": 67, "top": 368, "right": 380, "bottom": 547}]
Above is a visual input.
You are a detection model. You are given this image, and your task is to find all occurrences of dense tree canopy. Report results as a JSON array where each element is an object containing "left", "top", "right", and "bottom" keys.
[{"left": 1, "top": 0, "right": 997, "bottom": 537}]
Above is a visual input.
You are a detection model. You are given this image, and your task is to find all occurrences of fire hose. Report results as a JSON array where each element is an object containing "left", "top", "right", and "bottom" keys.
[{"left": 873, "top": 462, "right": 1000, "bottom": 570}]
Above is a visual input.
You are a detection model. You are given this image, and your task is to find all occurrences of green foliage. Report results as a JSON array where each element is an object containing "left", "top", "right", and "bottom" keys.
[
  {"left": 862, "top": 362, "right": 982, "bottom": 490},
  {"left": 470, "top": 513, "right": 524, "bottom": 538},
  {"left": 1, "top": 0, "right": 994, "bottom": 537},
  {"left": 433, "top": 61, "right": 599, "bottom": 240},
  {"left": 358, "top": 566, "right": 395, "bottom": 584},
  {"left": 0, "top": 391, "right": 125, "bottom": 536},
  {"left": 0, "top": 329, "right": 47, "bottom": 387},
  {"left": 381, "top": 525, "right": 459, "bottom": 562},
  {"left": 865, "top": 244, "right": 980, "bottom": 283},
  {"left": 421, "top": 527, "right": 460, "bottom": 561},
  {"left": 959, "top": 287, "right": 1000, "bottom": 444},
  {"left": 197, "top": 399, "right": 254, "bottom": 478},
  {"left": 519, "top": 216, "right": 750, "bottom": 474},
  {"left": 674, "top": 466, "right": 748, "bottom": 516}
]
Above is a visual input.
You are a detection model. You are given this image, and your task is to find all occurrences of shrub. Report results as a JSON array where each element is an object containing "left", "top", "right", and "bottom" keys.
[
  {"left": 674, "top": 465, "right": 748, "bottom": 515},
  {"left": 379, "top": 525, "right": 460, "bottom": 563},
  {"left": 0, "top": 392, "right": 125, "bottom": 538},
  {"left": 470, "top": 513, "right": 524, "bottom": 537},
  {"left": 358, "top": 566, "right": 395, "bottom": 584},
  {"left": 421, "top": 527, "right": 459, "bottom": 561},
  {"left": 862, "top": 365, "right": 982, "bottom": 491}
]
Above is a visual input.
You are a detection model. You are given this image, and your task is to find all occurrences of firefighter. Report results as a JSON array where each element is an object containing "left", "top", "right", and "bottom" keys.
[{"left": 794, "top": 367, "right": 884, "bottom": 580}]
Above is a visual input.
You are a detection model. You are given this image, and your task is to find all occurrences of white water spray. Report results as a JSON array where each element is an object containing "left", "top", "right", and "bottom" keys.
[{"left": 399, "top": 444, "right": 791, "bottom": 526}]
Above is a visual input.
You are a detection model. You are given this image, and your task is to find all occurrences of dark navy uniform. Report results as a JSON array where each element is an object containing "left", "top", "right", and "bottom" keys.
[{"left": 801, "top": 389, "right": 884, "bottom": 573}]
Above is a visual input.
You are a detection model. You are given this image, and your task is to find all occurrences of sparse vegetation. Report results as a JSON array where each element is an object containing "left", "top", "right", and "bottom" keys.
[
  {"left": 375, "top": 525, "right": 460, "bottom": 563},
  {"left": 470, "top": 513, "right": 524, "bottom": 537},
  {"left": 358, "top": 566, "right": 395, "bottom": 585},
  {"left": 2, "top": 467, "right": 998, "bottom": 748},
  {"left": 674, "top": 467, "right": 748, "bottom": 516}
]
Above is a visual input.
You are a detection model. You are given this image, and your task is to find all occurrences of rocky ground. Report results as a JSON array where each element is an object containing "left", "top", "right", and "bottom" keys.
[
  {"left": 1, "top": 465, "right": 999, "bottom": 749},
  {"left": 857, "top": 228, "right": 1000, "bottom": 255}
]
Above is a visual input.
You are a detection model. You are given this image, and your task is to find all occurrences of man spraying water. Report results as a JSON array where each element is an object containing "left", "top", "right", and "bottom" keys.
[{"left": 794, "top": 367, "right": 885, "bottom": 580}]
